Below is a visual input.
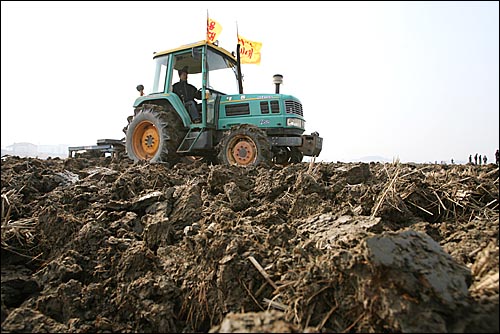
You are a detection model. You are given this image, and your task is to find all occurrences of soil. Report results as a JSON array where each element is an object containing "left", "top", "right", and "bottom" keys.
[{"left": 1, "top": 155, "right": 498, "bottom": 333}]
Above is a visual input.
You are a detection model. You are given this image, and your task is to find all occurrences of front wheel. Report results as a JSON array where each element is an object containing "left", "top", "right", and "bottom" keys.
[
  {"left": 289, "top": 147, "right": 304, "bottom": 163},
  {"left": 217, "top": 125, "right": 271, "bottom": 167},
  {"left": 272, "top": 146, "right": 304, "bottom": 164}
]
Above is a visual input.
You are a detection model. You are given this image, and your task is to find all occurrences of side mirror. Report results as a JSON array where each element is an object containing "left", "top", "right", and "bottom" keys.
[{"left": 136, "top": 84, "right": 144, "bottom": 96}]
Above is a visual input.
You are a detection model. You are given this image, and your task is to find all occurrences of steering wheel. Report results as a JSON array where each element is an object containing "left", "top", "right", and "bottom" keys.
[{"left": 201, "top": 87, "right": 226, "bottom": 96}]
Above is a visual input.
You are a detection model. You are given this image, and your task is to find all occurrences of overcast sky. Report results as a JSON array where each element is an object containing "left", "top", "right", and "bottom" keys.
[{"left": 2, "top": 1, "right": 499, "bottom": 163}]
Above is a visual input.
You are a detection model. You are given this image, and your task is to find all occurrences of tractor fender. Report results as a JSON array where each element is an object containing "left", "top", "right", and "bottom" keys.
[{"left": 133, "top": 94, "right": 192, "bottom": 127}]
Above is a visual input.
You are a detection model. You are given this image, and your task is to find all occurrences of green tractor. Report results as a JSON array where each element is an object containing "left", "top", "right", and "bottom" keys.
[{"left": 124, "top": 40, "right": 322, "bottom": 167}]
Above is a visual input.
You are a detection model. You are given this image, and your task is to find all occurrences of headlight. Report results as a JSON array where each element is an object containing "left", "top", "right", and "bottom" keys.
[{"left": 287, "top": 118, "right": 304, "bottom": 128}]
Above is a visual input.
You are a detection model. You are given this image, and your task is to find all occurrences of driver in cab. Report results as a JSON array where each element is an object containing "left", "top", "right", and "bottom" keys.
[{"left": 172, "top": 66, "right": 202, "bottom": 123}]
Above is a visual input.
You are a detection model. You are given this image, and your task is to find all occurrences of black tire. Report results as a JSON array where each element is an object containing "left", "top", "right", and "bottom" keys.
[
  {"left": 217, "top": 124, "right": 272, "bottom": 167},
  {"left": 272, "top": 146, "right": 304, "bottom": 164},
  {"left": 272, "top": 147, "right": 291, "bottom": 165},
  {"left": 125, "top": 104, "right": 186, "bottom": 163},
  {"left": 289, "top": 147, "right": 304, "bottom": 163}
]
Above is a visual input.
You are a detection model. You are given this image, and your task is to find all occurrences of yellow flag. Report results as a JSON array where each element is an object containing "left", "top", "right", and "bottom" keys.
[
  {"left": 237, "top": 35, "right": 262, "bottom": 64},
  {"left": 207, "top": 17, "right": 223, "bottom": 44}
]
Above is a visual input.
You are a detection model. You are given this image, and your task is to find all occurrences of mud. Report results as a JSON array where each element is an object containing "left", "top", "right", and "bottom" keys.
[{"left": 1, "top": 156, "right": 498, "bottom": 333}]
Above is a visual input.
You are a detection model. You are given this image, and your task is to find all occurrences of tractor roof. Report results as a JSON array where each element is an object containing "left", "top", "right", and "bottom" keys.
[{"left": 153, "top": 40, "right": 236, "bottom": 61}]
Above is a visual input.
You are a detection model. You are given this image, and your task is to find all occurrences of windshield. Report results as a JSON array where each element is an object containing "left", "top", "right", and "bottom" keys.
[
  {"left": 206, "top": 48, "right": 239, "bottom": 94},
  {"left": 152, "top": 54, "right": 170, "bottom": 93}
]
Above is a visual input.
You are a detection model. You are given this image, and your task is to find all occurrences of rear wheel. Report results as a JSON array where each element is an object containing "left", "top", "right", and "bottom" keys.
[
  {"left": 125, "top": 104, "right": 186, "bottom": 163},
  {"left": 217, "top": 125, "right": 271, "bottom": 167}
]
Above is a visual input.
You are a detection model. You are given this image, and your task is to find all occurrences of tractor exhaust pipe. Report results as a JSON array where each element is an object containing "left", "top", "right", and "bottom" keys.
[{"left": 273, "top": 74, "right": 283, "bottom": 94}]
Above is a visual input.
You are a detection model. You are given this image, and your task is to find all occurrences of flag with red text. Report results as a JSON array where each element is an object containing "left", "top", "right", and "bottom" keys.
[
  {"left": 207, "top": 17, "right": 223, "bottom": 44},
  {"left": 237, "top": 34, "right": 262, "bottom": 64}
]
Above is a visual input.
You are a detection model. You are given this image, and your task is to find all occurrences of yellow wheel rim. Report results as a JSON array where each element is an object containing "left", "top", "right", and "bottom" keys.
[{"left": 132, "top": 120, "right": 160, "bottom": 160}]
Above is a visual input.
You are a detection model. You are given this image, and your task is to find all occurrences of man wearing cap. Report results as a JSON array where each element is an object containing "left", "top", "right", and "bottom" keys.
[{"left": 173, "top": 66, "right": 202, "bottom": 122}]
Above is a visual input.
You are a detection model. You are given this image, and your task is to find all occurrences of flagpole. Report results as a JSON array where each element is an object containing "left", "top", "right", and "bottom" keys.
[
  {"left": 235, "top": 21, "right": 243, "bottom": 94},
  {"left": 206, "top": 9, "right": 209, "bottom": 41}
]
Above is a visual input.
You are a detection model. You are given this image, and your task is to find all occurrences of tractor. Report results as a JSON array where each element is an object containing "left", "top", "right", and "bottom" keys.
[{"left": 124, "top": 40, "right": 322, "bottom": 166}]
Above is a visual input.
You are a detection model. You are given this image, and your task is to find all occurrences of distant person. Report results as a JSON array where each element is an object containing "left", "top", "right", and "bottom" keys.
[
  {"left": 474, "top": 153, "right": 478, "bottom": 165},
  {"left": 172, "top": 66, "right": 202, "bottom": 122},
  {"left": 496, "top": 149, "right": 499, "bottom": 166},
  {"left": 451, "top": 158, "right": 454, "bottom": 164},
  {"left": 483, "top": 155, "right": 487, "bottom": 164},
  {"left": 469, "top": 155, "right": 472, "bottom": 164},
  {"left": 479, "top": 155, "right": 482, "bottom": 165}
]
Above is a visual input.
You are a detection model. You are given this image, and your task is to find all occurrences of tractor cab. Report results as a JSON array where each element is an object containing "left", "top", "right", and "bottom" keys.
[{"left": 135, "top": 41, "right": 240, "bottom": 129}]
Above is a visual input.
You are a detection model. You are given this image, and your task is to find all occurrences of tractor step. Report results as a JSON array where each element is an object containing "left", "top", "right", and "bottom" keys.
[{"left": 177, "top": 129, "right": 203, "bottom": 153}]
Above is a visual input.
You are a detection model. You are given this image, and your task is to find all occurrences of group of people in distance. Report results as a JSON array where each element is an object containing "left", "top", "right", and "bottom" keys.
[{"left": 467, "top": 149, "right": 500, "bottom": 166}]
